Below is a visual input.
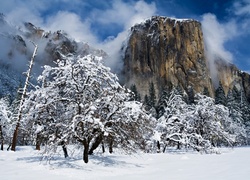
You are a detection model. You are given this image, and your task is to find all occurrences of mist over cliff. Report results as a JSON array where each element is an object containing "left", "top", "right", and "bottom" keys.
[
  {"left": 1, "top": 13, "right": 250, "bottom": 103},
  {"left": 0, "top": 14, "right": 106, "bottom": 98}
]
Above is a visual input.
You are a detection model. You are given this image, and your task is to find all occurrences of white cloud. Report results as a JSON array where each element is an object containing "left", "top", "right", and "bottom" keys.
[
  {"left": 43, "top": 11, "right": 98, "bottom": 44},
  {"left": 92, "top": 0, "right": 156, "bottom": 29},
  {"left": 92, "top": 0, "right": 157, "bottom": 71},
  {"left": 201, "top": 13, "right": 239, "bottom": 86},
  {"left": 0, "top": 0, "right": 157, "bottom": 73},
  {"left": 233, "top": 0, "right": 250, "bottom": 15},
  {"left": 201, "top": 13, "right": 239, "bottom": 63}
]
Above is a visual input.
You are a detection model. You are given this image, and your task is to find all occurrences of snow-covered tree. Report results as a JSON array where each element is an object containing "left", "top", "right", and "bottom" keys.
[
  {"left": 226, "top": 86, "right": 249, "bottom": 145},
  {"left": 203, "top": 87, "right": 210, "bottom": 97},
  {"left": 156, "top": 88, "right": 191, "bottom": 152},
  {"left": 192, "top": 94, "right": 245, "bottom": 147},
  {"left": 215, "top": 81, "right": 226, "bottom": 106},
  {"left": 148, "top": 82, "right": 156, "bottom": 108},
  {"left": 156, "top": 90, "right": 246, "bottom": 153},
  {"left": 23, "top": 54, "right": 152, "bottom": 163},
  {"left": 11, "top": 43, "right": 38, "bottom": 151},
  {"left": 187, "top": 86, "right": 195, "bottom": 104},
  {"left": 130, "top": 84, "right": 141, "bottom": 101},
  {"left": 227, "top": 86, "right": 242, "bottom": 122},
  {"left": 0, "top": 97, "right": 12, "bottom": 150}
]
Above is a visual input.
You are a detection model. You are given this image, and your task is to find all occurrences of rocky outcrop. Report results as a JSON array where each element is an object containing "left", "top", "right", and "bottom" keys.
[
  {"left": 215, "top": 59, "right": 250, "bottom": 101},
  {"left": 123, "top": 16, "right": 213, "bottom": 99}
]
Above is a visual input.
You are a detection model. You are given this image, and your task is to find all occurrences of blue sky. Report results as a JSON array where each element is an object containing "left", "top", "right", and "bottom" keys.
[{"left": 1, "top": 0, "right": 250, "bottom": 72}]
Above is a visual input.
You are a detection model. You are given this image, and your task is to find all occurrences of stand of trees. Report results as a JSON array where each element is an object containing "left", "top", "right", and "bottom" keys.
[{"left": 1, "top": 53, "right": 250, "bottom": 162}]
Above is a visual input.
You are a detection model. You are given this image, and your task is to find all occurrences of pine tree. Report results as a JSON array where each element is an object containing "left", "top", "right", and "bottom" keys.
[
  {"left": 239, "top": 89, "right": 250, "bottom": 124},
  {"left": 227, "top": 86, "right": 242, "bottom": 123},
  {"left": 203, "top": 87, "right": 210, "bottom": 97},
  {"left": 157, "top": 89, "right": 170, "bottom": 118},
  {"left": 144, "top": 94, "right": 150, "bottom": 110},
  {"left": 240, "top": 89, "right": 250, "bottom": 144},
  {"left": 215, "top": 81, "right": 226, "bottom": 106},
  {"left": 148, "top": 82, "right": 156, "bottom": 108},
  {"left": 130, "top": 84, "right": 141, "bottom": 101},
  {"left": 187, "top": 86, "right": 195, "bottom": 104}
]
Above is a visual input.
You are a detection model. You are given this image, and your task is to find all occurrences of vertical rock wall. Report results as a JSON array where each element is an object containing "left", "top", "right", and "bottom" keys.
[{"left": 123, "top": 16, "right": 213, "bottom": 99}]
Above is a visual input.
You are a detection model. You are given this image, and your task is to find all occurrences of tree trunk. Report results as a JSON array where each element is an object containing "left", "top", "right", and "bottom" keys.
[
  {"left": 83, "top": 142, "right": 89, "bottom": 163},
  {"left": 11, "top": 43, "right": 38, "bottom": 151},
  {"left": 7, "top": 143, "right": 11, "bottom": 151},
  {"left": 102, "top": 142, "right": 105, "bottom": 153},
  {"left": 163, "top": 144, "right": 167, "bottom": 153},
  {"left": 177, "top": 142, "right": 181, "bottom": 150},
  {"left": 35, "top": 133, "right": 41, "bottom": 150},
  {"left": 11, "top": 123, "right": 19, "bottom": 151},
  {"left": 88, "top": 134, "right": 103, "bottom": 155},
  {"left": 109, "top": 137, "right": 113, "bottom": 154},
  {"left": 157, "top": 141, "right": 161, "bottom": 153},
  {"left": 0, "top": 125, "right": 3, "bottom": 150},
  {"left": 62, "top": 141, "right": 68, "bottom": 158}
]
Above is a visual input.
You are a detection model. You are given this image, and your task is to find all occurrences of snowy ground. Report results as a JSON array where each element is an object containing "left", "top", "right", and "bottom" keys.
[{"left": 1, "top": 146, "right": 250, "bottom": 180}]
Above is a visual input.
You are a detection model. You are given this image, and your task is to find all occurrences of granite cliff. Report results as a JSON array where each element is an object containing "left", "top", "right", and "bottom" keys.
[{"left": 122, "top": 16, "right": 250, "bottom": 101}]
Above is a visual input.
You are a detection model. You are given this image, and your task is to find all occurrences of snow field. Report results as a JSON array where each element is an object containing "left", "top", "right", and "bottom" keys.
[{"left": 1, "top": 146, "right": 250, "bottom": 180}]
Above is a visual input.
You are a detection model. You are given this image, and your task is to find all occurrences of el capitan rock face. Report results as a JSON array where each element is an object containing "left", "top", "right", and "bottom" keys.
[{"left": 122, "top": 16, "right": 214, "bottom": 99}]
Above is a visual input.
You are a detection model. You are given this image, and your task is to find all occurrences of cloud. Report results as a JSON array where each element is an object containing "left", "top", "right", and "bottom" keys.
[
  {"left": 43, "top": 11, "right": 98, "bottom": 44},
  {"left": 92, "top": 0, "right": 157, "bottom": 72},
  {"left": 201, "top": 13, "right": 238, "bottom": 63},
  {"left": 1, "top": 1, "right": 249, "bottom": 72},
  {"left": 233, "top": 0, "right": 250, "bottom": 15},
  {"left": 201, "top": 13, "right": 239, "bottom": 86},
  {"left": 0, "top": 0, "right": 157, "bottom": 75},
  {"left": 92, "top": 0, "right": 156, "bottom": 29}
]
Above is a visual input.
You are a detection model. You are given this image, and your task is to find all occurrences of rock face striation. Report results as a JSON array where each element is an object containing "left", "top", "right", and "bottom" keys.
[
  {"left": 122, "top": 16, "right": 250, "bottom": 101},
  {"left": 123, "top": 16, "right": 213, "bottom": 99}
]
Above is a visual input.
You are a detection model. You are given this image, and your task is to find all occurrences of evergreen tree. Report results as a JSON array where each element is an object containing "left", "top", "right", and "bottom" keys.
[
  {"left": 157, "top": 89, "right": 170, "bottom": 118},
  {"left": 227, "top": 86, "right": 242, "bottom": 123},
  {"left": 215, "top": 81, "right": 226, "bottom": 106},
  {"left": 176, "top": 84, "right": 184, "bottom": 97},
  {"left": 226, "top": 86, "right": 249, "bottom": 144},
  {"left": 187, "top": 86, "right": 195, "bottom": 104},
  {"left": 148, "top": 82, "right": 156, "bottom": 108},
  {"left": 239, "top": 89, "right": 250, "bottom": 125},
  {"left": 240, "top": 89, "right": 250, "bottom": 144},
  {"left": 130, "top": 84, "right": 141, "bottom": 101},
  {"left": 203, "top": 87, "right": 210, "bottom": 97},
  {"left": 144, "top": 94, "right": 150, "bottom": 109}
]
